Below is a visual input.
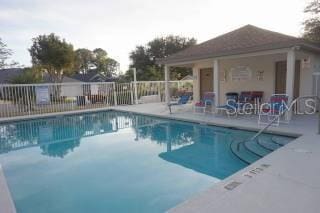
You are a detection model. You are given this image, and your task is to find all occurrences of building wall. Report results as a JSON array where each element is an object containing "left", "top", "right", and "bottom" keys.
[{"left": 192, "top": 51, "right": 314, "bottom": 104}]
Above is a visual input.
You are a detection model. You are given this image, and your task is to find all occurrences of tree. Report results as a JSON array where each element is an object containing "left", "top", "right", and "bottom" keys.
[
  {"left": 92, "top": 48, "right": 119, "bottom": 77},
  {"left": 29, "top": 33, "right": 75, "bottom": 83},
  {"left": 105, "top": 58, "right": 119, "bottom": 77},
  {"left": 73, "top": 48, "right": 119, "bottom": 77},
  {"left": 126, "top": 35, "right": 196, "bottom": 81},
  {"left": 303, "top": 0, "right": 320, "bottom": 43},
  {"left": 0, "top": 38, "right": 18, "bottom": 69},
  {"left": 74, "top": 48, "right": 94, "bottom": 74},
  {"left": 10, "top": 67, "right": 42, "bottom": 84}
]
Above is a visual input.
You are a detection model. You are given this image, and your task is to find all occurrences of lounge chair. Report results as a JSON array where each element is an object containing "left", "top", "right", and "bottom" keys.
[
  {"left": 194, "top": 92, "right": 215, "bottom": 113},
  {"left": 168, "top": 94, "right": 192, "bottom": 114},
  {"left": 238, "top": 91, "right": 264, "bottom": 113},
  {"left": 239, "top": 91, "right": 252, "bottom": 104},
  {"left": 258, "top": 94, "right": 289, "bottom": 126},
  {"left": 216, "top": 92, "right": 239, "bottom": 116}
]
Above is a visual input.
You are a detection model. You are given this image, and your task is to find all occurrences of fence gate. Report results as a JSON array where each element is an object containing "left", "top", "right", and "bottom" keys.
[{"left": 114, "top": 83, "right": 134, "bottom": 106}]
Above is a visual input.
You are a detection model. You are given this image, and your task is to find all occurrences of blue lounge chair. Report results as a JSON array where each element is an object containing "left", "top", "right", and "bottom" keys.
[
  {"left": 168, "top": 94, "right": 191, "bottom": 114},
  {"left": 216, "top": 93, "right": 239, "bottom": 116},
  {"left": 194, "top": 92, "right": 215, "bottom": 113}
]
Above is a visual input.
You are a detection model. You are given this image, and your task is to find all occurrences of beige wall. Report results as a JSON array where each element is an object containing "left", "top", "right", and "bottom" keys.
[{"left": 192, "top": 51, "right": 314, "bottom": 104}]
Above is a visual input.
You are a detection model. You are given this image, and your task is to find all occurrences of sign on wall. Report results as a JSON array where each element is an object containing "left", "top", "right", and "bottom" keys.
[
  {"left": 230, "top": 66, "right": 252, "bottom": 81},
  {"left": 35, "top": 86, "right": 50, "bottom": 105}
]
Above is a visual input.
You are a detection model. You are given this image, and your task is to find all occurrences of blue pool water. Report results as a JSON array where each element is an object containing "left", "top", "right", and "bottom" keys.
[{"left": 0, "top": 111, "right": 294, "bottom": 213}]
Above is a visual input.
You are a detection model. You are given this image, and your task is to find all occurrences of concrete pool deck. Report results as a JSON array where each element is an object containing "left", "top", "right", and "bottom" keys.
[
  {"left": 0, "top": 166, "right": 16, "bottom": 213},
  {"left": 114, "top": 103, "right": 320, "bottom": 213},
  {"left": 0, "top": 103, "right": 319, "bottom": 212}
]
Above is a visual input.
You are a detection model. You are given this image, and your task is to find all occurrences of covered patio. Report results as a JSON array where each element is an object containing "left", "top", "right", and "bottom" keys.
[{"left": 158, "top": 25, "right": 320, "bottom": 120}]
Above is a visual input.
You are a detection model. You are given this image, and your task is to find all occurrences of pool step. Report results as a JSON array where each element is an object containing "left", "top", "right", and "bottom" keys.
[
  {"left": 243, "top": 139, "right": 271, "bottom": 157},
  {"left": 257, "top": 136, "right": 281, "bottom": 151},
  {"left": 230, "top": 139, "right": 260, "bottom": 164},
  {"left": 271, "top": 136, "right": 292, "bottom": 146}
]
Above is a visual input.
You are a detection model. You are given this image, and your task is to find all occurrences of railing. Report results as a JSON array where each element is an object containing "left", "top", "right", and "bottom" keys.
[
  {"left": 0, "top": 80, "right": 193, "bottom": 119},
  {"left": 250, "top": 95, "right": 320, "bottom": 140},
  {"left": 250, "top": 111, "right": 287, "bottom": 142},
  {"left": 135, "top": 80, "right": 193, "bottom": 103}
]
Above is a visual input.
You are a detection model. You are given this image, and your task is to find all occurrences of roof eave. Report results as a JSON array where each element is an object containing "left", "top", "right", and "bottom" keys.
[
  {"left": 157, "top": 43, "right": 320, "bottom": 66},
  {"left": 157, "top": 47, "right": 290, "bottom": 65},
  {"left": 299, "top": 43, "right": 320, "bottom": 54}
]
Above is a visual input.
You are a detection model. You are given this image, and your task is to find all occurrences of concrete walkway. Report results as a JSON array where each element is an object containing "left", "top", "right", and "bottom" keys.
[{"left": 115, "top": 103, "right": 320, "bottom": 213}]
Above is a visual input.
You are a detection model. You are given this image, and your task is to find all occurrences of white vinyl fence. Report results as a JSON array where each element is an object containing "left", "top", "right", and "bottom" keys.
[{"left": 0, "top": 80, "right": 193, "bottom": 118}]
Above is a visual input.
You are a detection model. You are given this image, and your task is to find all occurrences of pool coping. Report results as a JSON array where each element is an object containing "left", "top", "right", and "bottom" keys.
[
  {"left": 0, "top": 106, "right": 316, "bottom": 212},
  {"left": 112, "top": 108, "right": 301, "bottom": 138}
]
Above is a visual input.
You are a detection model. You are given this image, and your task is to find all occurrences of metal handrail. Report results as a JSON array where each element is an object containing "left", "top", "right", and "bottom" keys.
[
  {"left": 250, "top": 110, "right": 287, "bottom": 141},
  {"left": 250, "top": 95, "right": 320, "bottom": 141}
]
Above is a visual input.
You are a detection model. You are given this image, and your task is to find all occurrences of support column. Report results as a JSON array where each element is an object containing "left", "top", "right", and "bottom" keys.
[
  {"left": 192, "top": 66, "right": 200, "bottom": 103},
  {"left": 213, "top": 59, "right": 220, "bottom": 107},
  {"left": 164, "top": 65, "right": 170, "bottom": 104},
  {"left": 286, "top": 49, "right": 296, "bottom": 120}
]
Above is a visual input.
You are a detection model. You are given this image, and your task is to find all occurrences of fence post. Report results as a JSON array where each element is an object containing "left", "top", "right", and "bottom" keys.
[
  {"left": 164, "top": 66, "right": 170, "bottom": 104},
  {"left": 133, "top": 68, "right": 138, "bottom": 104},
  {"left": 113, "top": 82, "right": 117, "bottom": 106},
  {"left": 26, "top": 86, "right": 31, "bottom": 115},
  {"left": 158, "top": 82, "right": 161, "bottom": 102},
  {"left": 130, "top": 83, "right": 134, "bottom": 105}
]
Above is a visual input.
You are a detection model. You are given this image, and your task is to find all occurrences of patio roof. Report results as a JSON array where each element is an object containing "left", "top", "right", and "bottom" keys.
[{"left": 157, "top": 25, "right": 320, "bottom": 65}]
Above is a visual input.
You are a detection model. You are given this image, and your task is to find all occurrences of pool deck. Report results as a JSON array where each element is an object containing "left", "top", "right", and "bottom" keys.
[
  {"left": 114, "top": 103, "right": 320, "bottom": 213},
  {"left": 0, "top": 103, "right": 319, "bottom": 213},
  {"left": 0, "top": 165, "right": 16, "bottom": 213}
]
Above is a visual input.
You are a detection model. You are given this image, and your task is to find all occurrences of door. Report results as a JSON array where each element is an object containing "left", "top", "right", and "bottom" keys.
[
  {"left": 275, "top": 61, "right": 286, "bottom": 94},
  {"left": 275, "top": 61, "right": 301, "bottom": 99},
  {"left": 200, "top": 68, "right": 213, "bottom": 99}
]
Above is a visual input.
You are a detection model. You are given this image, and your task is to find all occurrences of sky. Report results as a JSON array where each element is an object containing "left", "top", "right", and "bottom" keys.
[{"left": 0, "top": 0, "right": 309, "bottom": 73}]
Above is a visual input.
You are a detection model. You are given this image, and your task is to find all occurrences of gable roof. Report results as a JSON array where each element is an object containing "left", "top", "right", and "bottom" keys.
[
  {"left": 42, "top": 74, "right": 81, "bottom": 83},
  {"left": 158, "top": 25, "right": 320, "bottom": 64},
  {"left": 70, "top": 70, "right": 106, "bottom": 82},
  {"left": 0, "top": 68, "right": 83, "bottom": 84}
]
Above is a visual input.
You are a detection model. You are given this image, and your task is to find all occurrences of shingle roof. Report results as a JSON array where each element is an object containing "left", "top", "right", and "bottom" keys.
[
  {"left": 42, "top": 74, "right": 81, "bottom": 83},
  {"left": 158, "top": 25, "right": 320, "bottom": 64},
  {"left": 0, "top": 68, "right": 24, "bottom": 83},
  {"left": 70, "top": 70, "right": 106, "bottom": 82}
]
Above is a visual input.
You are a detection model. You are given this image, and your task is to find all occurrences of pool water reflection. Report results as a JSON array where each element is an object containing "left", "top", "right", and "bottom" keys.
[{"left": 0, "top": 111, "right": 249, "bottom": 213}]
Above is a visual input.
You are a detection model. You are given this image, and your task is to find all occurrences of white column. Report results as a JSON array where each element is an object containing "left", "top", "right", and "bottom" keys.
[
  {"left": 286, "top": 49, "right": 296, "bottom": 120},
  {"left": 192, "top": 66, "right": 200, "bottom": 103},
  {"left": 213, "top": 59, "right": 220, "bottom": 107},
  {"left": 164, "top": 65, "right": 170, "bottom": 104}
]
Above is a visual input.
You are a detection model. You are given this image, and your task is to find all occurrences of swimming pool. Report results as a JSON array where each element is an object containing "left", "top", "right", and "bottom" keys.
[{"left": 0, "top": 111, "right": 294, "bottom": 213}]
